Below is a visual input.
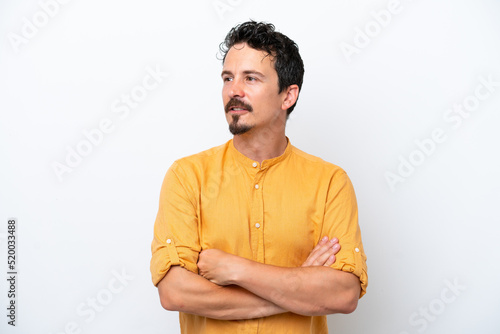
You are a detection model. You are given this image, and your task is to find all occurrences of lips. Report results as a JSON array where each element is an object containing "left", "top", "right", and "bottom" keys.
[
  {"left": 225, "top": 98, "right": 253, "bottom": 113},
  {"left": 229, "top": 107, "right": 248, "bottom": 113}
]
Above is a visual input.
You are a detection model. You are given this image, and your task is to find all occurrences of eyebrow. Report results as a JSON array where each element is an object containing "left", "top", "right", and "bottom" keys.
[{"left": 221, "top": 70, "right": 266, "bottom": 78}]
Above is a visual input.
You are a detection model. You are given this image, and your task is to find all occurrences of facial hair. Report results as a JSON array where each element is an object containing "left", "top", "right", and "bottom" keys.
[
  {"left": 229, "top": 114, "right": 253, "bottom": 135},
  {"left": 225, "top": 98, "right": 254, "bottom": 135}
]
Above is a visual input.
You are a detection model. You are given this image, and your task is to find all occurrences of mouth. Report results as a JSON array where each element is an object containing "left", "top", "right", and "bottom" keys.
[
  {"left": 225, "top": 98, "right": 253, "bottom": 114},
  {"left": 228, "top": 106, "right": 249, "bottom": 114}
]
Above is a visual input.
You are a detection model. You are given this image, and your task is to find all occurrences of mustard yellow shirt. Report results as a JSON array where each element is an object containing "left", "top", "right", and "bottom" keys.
[{"left": 151, "top": 138, "right": 368, "bottom": 334}]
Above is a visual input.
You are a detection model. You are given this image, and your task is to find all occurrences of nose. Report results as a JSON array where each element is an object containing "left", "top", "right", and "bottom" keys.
[{"left": 229, "top": 77, "right": 245, "bottom": 99}]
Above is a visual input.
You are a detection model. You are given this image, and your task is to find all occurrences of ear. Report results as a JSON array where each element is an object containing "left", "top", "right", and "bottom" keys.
[{"left": 281, "top": 84, "right": 299, "bottom": 111}]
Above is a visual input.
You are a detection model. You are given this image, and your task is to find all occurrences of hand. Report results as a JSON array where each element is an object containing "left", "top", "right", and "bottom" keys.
[
  {"left": 301, "top": 236, "right": 340, "bottom": 267},
  {"left": 198, "top": 249, "right": 242, "bottom": 286}
]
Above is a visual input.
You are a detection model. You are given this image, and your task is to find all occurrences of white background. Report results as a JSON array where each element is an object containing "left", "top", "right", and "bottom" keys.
[{"left": 1, "top": 0, "right": 500, "bottom": 333}]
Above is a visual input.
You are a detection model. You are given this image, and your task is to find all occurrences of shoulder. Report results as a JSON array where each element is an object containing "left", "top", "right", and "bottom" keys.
[
  {"left": 169, "top": 141, "right": 230, "bottom": 175},
  {"left": 289, "top": 145, "right": 358, "bottom": 203},
  {"left": 289, "top": 145, "right": 347, "bottom": 177}
]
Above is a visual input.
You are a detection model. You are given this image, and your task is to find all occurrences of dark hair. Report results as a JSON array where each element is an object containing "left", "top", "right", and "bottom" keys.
[{"left": 219, "top": 20, "right": 304, "bottom": 115}]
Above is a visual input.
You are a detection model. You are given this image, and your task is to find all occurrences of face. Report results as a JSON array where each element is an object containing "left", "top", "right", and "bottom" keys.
[{"left": 221, "top": 43, "right": 288, "bottom": 135}]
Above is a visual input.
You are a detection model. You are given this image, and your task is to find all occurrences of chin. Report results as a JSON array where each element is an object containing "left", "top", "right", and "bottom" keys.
[{"left": 229, "top": 123, "right": 253, "bottom": 135}]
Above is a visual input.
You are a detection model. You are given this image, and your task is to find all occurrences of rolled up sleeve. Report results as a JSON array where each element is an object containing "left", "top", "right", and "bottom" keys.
[
  {"left": 150, "top": 162, "right": 201, "bottom": 286},
  {"left": 323, "top": 170, "right": 368, "bottom": 298}
]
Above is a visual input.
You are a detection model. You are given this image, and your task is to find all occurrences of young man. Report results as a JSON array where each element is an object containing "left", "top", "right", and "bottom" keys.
[{"left": 150, "top": 21, "right": 368, "bottom": 333}]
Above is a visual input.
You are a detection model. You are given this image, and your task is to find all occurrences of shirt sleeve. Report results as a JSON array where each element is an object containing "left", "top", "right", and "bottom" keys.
[
  {"left": 150, "top": 162, "right": 201, "bottom": 286},
  {"left": 322, "top": 169, "right": 368, "bottom": 298}
]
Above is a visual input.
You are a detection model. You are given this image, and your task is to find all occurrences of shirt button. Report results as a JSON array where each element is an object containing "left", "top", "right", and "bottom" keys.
[
  {"left": 255, "top": 184, "right": 259, "bottom": 189},
  {"left": 255, "top": 223, "right": 261, "bottom": 228},
  {"left": 355, "top": 247, "right": 360, "bottom": 253},
  {"left": 166, "top": 239, "right": 172, "bottom": 244},
  {"left": 252, "top": 162, "right": 258, "bottom": 168}
]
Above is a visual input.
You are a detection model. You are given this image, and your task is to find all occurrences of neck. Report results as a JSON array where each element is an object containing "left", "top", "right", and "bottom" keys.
[{"left": 233, "top": 128, "right": 288, "bottom": 164}]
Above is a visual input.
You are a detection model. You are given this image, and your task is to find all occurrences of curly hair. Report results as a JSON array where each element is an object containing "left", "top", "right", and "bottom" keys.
[{"left": 219, "top": 20, "right": 305, "bottom": 115}]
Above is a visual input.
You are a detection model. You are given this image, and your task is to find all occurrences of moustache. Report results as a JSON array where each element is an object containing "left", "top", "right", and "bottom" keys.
[{"left": 225, "top": 98, "right": 253, "bottom": 113}]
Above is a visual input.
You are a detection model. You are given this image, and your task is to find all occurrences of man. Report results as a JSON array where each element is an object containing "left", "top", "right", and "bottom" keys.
[{"left": 150, "top": 21, "right": 368, "bottom": 333}]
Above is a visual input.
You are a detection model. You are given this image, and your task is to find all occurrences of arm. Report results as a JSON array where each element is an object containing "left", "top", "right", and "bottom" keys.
[
  {"left": 239, "top": 262, "right": 359, "bottom": 315},
  {"left": 158, "top": 236, "right": 340, "bottom": 320},
  {"left": 198, "top": 248, "right": 360, "bottom": 316},
  {"left": 158, "top": 266, "right": 285, "bottom": 320}
]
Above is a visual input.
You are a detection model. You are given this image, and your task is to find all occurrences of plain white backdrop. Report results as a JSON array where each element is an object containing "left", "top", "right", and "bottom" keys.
[{"left": 1, "top": 0, "right": 500, "bottom": 333}]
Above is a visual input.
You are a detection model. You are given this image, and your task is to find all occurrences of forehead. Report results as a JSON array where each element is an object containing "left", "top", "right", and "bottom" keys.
[{"left": 223, "top": 43, "right": 275, "bottom": 74}]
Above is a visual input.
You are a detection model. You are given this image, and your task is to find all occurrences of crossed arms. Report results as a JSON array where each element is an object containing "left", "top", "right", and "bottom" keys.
[{"left": 157, "top": 236, "right": 361, "bottom": 320}]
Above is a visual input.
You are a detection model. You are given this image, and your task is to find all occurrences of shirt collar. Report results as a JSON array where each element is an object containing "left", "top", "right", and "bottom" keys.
[{"left": 229, "top": 137, "right": 292, "bottom": 169}]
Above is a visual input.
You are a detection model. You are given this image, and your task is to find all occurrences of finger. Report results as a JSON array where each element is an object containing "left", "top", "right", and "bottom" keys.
[
  {"left": 301, "top": 256, "right": 314, "bottom": 267},
  {"left": 323, "top": 254, "right": 336, "bottom": 267},
  {"left": 309, "top": 236, "right": 336, "bottom": 259},
  {"left": 302, "top": 250, "right": 322, "bottom": 267},
  {"left": 304, "top": 239, "right": 339, "bottom": 266},
  {"left": 323, "top": 241, "right": 340, "bottom": 266},
  {"left": 311, "top": 236, "right": 328, "bottom": 252},
  {"left": 313, "top": 242, "right": 339, "bottom": 266},
  {"left": 328, "top": 237, "right": 339, "bottom": 248},
  {"left": 302, "top": 236, "right": 329, "bottom": 266},
  {"left": 331, "top": 240, "right": 341, "bottom": 255},
  {"left": 314, "top": 238, "right": 339, "bottom": 261}
]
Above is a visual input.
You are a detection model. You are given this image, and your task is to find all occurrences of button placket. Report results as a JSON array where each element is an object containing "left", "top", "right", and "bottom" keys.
[{"left": 250, "top": 169, "right": 265, "bottom": 262}]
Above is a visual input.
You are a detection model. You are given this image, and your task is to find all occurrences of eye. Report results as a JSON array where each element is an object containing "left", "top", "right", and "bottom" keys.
[
  {"left": 222, "top": 76, "right": 233, "bottom": 82},
  {"left": 246, "top": 76, "right": 257, "bottom": 82}
]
